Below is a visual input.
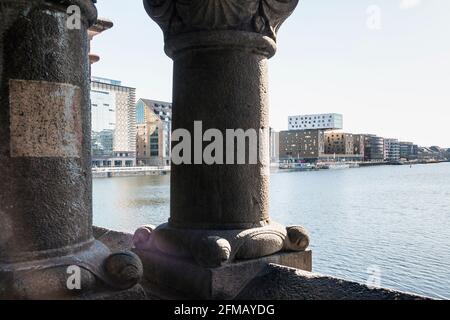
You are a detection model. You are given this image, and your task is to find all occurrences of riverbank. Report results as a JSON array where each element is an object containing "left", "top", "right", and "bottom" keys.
[
  {"left": 278, "top": 159, "right": 449, "bottom": 171},
  {"left": 92, "top": 166, "right": 170, "bottom": 178},
  {"left": 92, "top": 160, "right": 449, "bottom": 178}
]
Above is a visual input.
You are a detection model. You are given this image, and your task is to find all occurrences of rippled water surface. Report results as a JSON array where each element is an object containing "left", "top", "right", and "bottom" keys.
[{"left": 93, "top": 163, "right": 450, "bottom": 298}]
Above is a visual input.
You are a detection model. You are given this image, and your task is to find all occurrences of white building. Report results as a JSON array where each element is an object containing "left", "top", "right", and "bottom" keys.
[
  {"left": 91, "top": 77, "right": 136, "bottom": 167},
  {"left": 384, "top": 138, "right": 400, "bottom": 162},
  {"left": 269, "top": 128, "right": 279, "bottom": 164},
  {"left": 288, "top": 113, "right": 343, "bottom": 131}
]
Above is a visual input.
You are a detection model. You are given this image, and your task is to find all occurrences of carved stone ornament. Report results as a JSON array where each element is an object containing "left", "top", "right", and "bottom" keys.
[
  {"left": 133, "top": 223, "right": 310, "bottom": 268},
  {"left": 144, "top": 0, "right": 299, "bottom": 40}
]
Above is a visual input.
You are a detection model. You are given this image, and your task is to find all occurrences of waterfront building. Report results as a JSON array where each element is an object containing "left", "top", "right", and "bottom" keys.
[
  {"left": 353, "top": 134, "right": 365, "bottom": 156},
  {"left": 136, "top": 99, "right": 172, "bottom": 166},
  {"left": 418, "top": 147, "right": 440, "bottom": 161},
  {"left": 321, "top": 131, "right": 364, "bottom": 161},
  {"left": 324, "top": 131, "right": 354, "bottom": 155},
  {"left": 399, "top": 142, "right": 419, "bottom": 160},
  {"left": 279, "top": 130, "right": 324, "bottom": 162},
  {"left": 288, "top": 113, "right": 343, "bottom": 131},
  {"left": 384, "top": 139, "right": 400, "bottom": 162},
  {"left": 429, "top": 146, "right": 447, "bottom": 160},
  {"left": 269, "top": 128, "right": 279, "bottom": 163},
  {"left": 363, "top": 135, "right": 385, "bottom": 161},
  {"left": 91, "top": 77, "right": 137, "bottom": 167}
]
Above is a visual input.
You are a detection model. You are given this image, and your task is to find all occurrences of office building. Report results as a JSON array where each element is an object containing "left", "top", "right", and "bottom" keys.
[
  {"left": 136, "top": 99, "right": 172, "bottom": 166},
  {"left": 91, "top": 77, "right": 136, "bottom": 167}
]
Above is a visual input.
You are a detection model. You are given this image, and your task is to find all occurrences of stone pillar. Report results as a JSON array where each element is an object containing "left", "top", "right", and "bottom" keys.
[
  {"left": 134, "top": 0, "right": 311, "bottom": 298},
  {"left": 0, "top": 0, "right": 142, "bottom": 299},
  {"left": 169, "top": 32, "right": 272, "bottom": 230}
]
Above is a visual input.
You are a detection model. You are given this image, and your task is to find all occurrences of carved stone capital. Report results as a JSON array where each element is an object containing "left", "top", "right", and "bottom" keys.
[{"left": 144, "top": 0, "right": 298, "bottom": 57}]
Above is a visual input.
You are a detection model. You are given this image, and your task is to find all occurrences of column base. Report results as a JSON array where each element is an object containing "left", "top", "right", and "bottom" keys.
[
  {"left": 132, "top": 221, "right": 311, "bottom": 299},
  {"left": 133, "top": 222, "right": 310, "bottom": 268},
  {"left": 135, "top": 248, "right": 312, "bottom": 299},
  {"left": 0, "top": 240, "right": 144, "bottom": 299}
]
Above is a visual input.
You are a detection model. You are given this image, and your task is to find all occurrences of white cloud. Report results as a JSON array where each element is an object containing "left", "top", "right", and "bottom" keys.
[{"left": 400, "top": 0, "right": 422, "bottom": 10}]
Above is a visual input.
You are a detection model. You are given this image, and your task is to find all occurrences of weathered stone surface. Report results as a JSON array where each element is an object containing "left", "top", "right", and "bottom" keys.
[
  {"left": 137, "top": 1, "right": 311, "bottom": 296},
  {"left": 9, "top": 80, "right": 82, "bottom": 158},
  {"left": 83, "top": 284, "right": 147, "bottom": 300},
  {"left": 134, "top": 222, "right": 310, "bottom": 267},
  {"left": 0, "top": 0, "right": 97, "bottom": 260},
  {"left": 104, "top": 252, "right": 144, "bottom": 290},
  {"left": 144, "top": 0, "right": 299, "bottom": 42},
  {"left": 135, "top": 249, "right": 312, "bottom": 299},
  {"left": 93, "top": 226, "right": 135, "bottom": 253},
  {"left": 236, "top": 264, "right": 430, "bottom": 300},
  {"left": 169, "top": 47, "right": 272, "bottom": 229},
  {"left": 0, "top": 0, "right": 143, "bottom": 299},
  {"left": 142, "top": 0, "right": 306, "bottom": 234}
]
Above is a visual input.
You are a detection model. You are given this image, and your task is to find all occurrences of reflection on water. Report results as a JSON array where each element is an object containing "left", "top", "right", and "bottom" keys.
[{"left": 93, "top": 163, "right": 450, "bottom": 299}]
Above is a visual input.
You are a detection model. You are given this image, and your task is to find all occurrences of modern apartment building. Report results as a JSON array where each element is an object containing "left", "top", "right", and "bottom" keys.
[
  {"left": 288, "top": 113, "right": 343, "bottom": 131},
  {"left": 91, "top": 77, "right": 136, "bottom": 167},
  {"left": 324, "top": 132, "right": 354, "bottom": 155},
  {"left": 363, "top": 135, "right": 385, "bottom": 161},
  {"left": 399, "top": 142, "right": 418, "bottom": 160},
  {"left": 136, "top": 99, "right": 172, "bottom": 166},
  {"left": 384, "top": 139, "right": 400, "bottom": 162},
  {"left": 279, "top": 130, "right": 325, "bottom": 162}
]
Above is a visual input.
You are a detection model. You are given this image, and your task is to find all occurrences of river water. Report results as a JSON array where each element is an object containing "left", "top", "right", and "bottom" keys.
[{"left": 93, "top": 163, "right": 450, "bottom": 299}]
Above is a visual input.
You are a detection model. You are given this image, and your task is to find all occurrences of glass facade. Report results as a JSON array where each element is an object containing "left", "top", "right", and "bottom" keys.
[
  {"left": 90, "top": 78, "right": 136, "bottom": 167},
  {"left": 136, "top": 100, "right": 145, "bottom": 124}
]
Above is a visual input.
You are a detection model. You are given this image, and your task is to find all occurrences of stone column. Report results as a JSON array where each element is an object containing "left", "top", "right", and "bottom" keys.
[
  {"left": 135, "top": 0, "right": 310, "bottom": 292},
  {"left": 0, "top": 0, "right": 142, "bottom": 299}
]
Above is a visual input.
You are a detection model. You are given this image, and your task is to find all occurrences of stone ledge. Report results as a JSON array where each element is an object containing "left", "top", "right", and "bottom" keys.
[
  {"left": 236, "top": 263, "right": 430, "bottom": 300},
  {"left": 134, "top": 249, "right": 312, "bottom": 300},
  {"left": 93, "top": 226, "right": 134, "bottom": 253},
  {"left": 80, "top": 284, "right": 147, "bottom": 300}
]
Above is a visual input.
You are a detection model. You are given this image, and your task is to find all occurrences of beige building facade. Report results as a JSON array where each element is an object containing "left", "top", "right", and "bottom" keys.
[
  {"left": 136, "top": 99, "right": 172, "bottom": 166},
  {"left": 91, "top": 77, "right": 136, "bottom": 166}
]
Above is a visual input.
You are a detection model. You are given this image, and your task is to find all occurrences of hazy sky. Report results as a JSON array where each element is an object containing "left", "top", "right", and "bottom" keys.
[{"left": 92, "top": 0, "right": 450, "bottom": 147}]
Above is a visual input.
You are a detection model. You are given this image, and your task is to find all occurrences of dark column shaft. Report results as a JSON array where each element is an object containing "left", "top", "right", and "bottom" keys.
[
  {"left": 170, "top": 46, "right": 270, "bottom": 230},
  {"left": 0, "top": 0, "right": 97, "bottom": 262}
]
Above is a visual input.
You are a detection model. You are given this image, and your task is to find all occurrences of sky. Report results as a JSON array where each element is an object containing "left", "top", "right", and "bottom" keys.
[{"left": 92, "top": 0, "right": 450, "bottom": 147}]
